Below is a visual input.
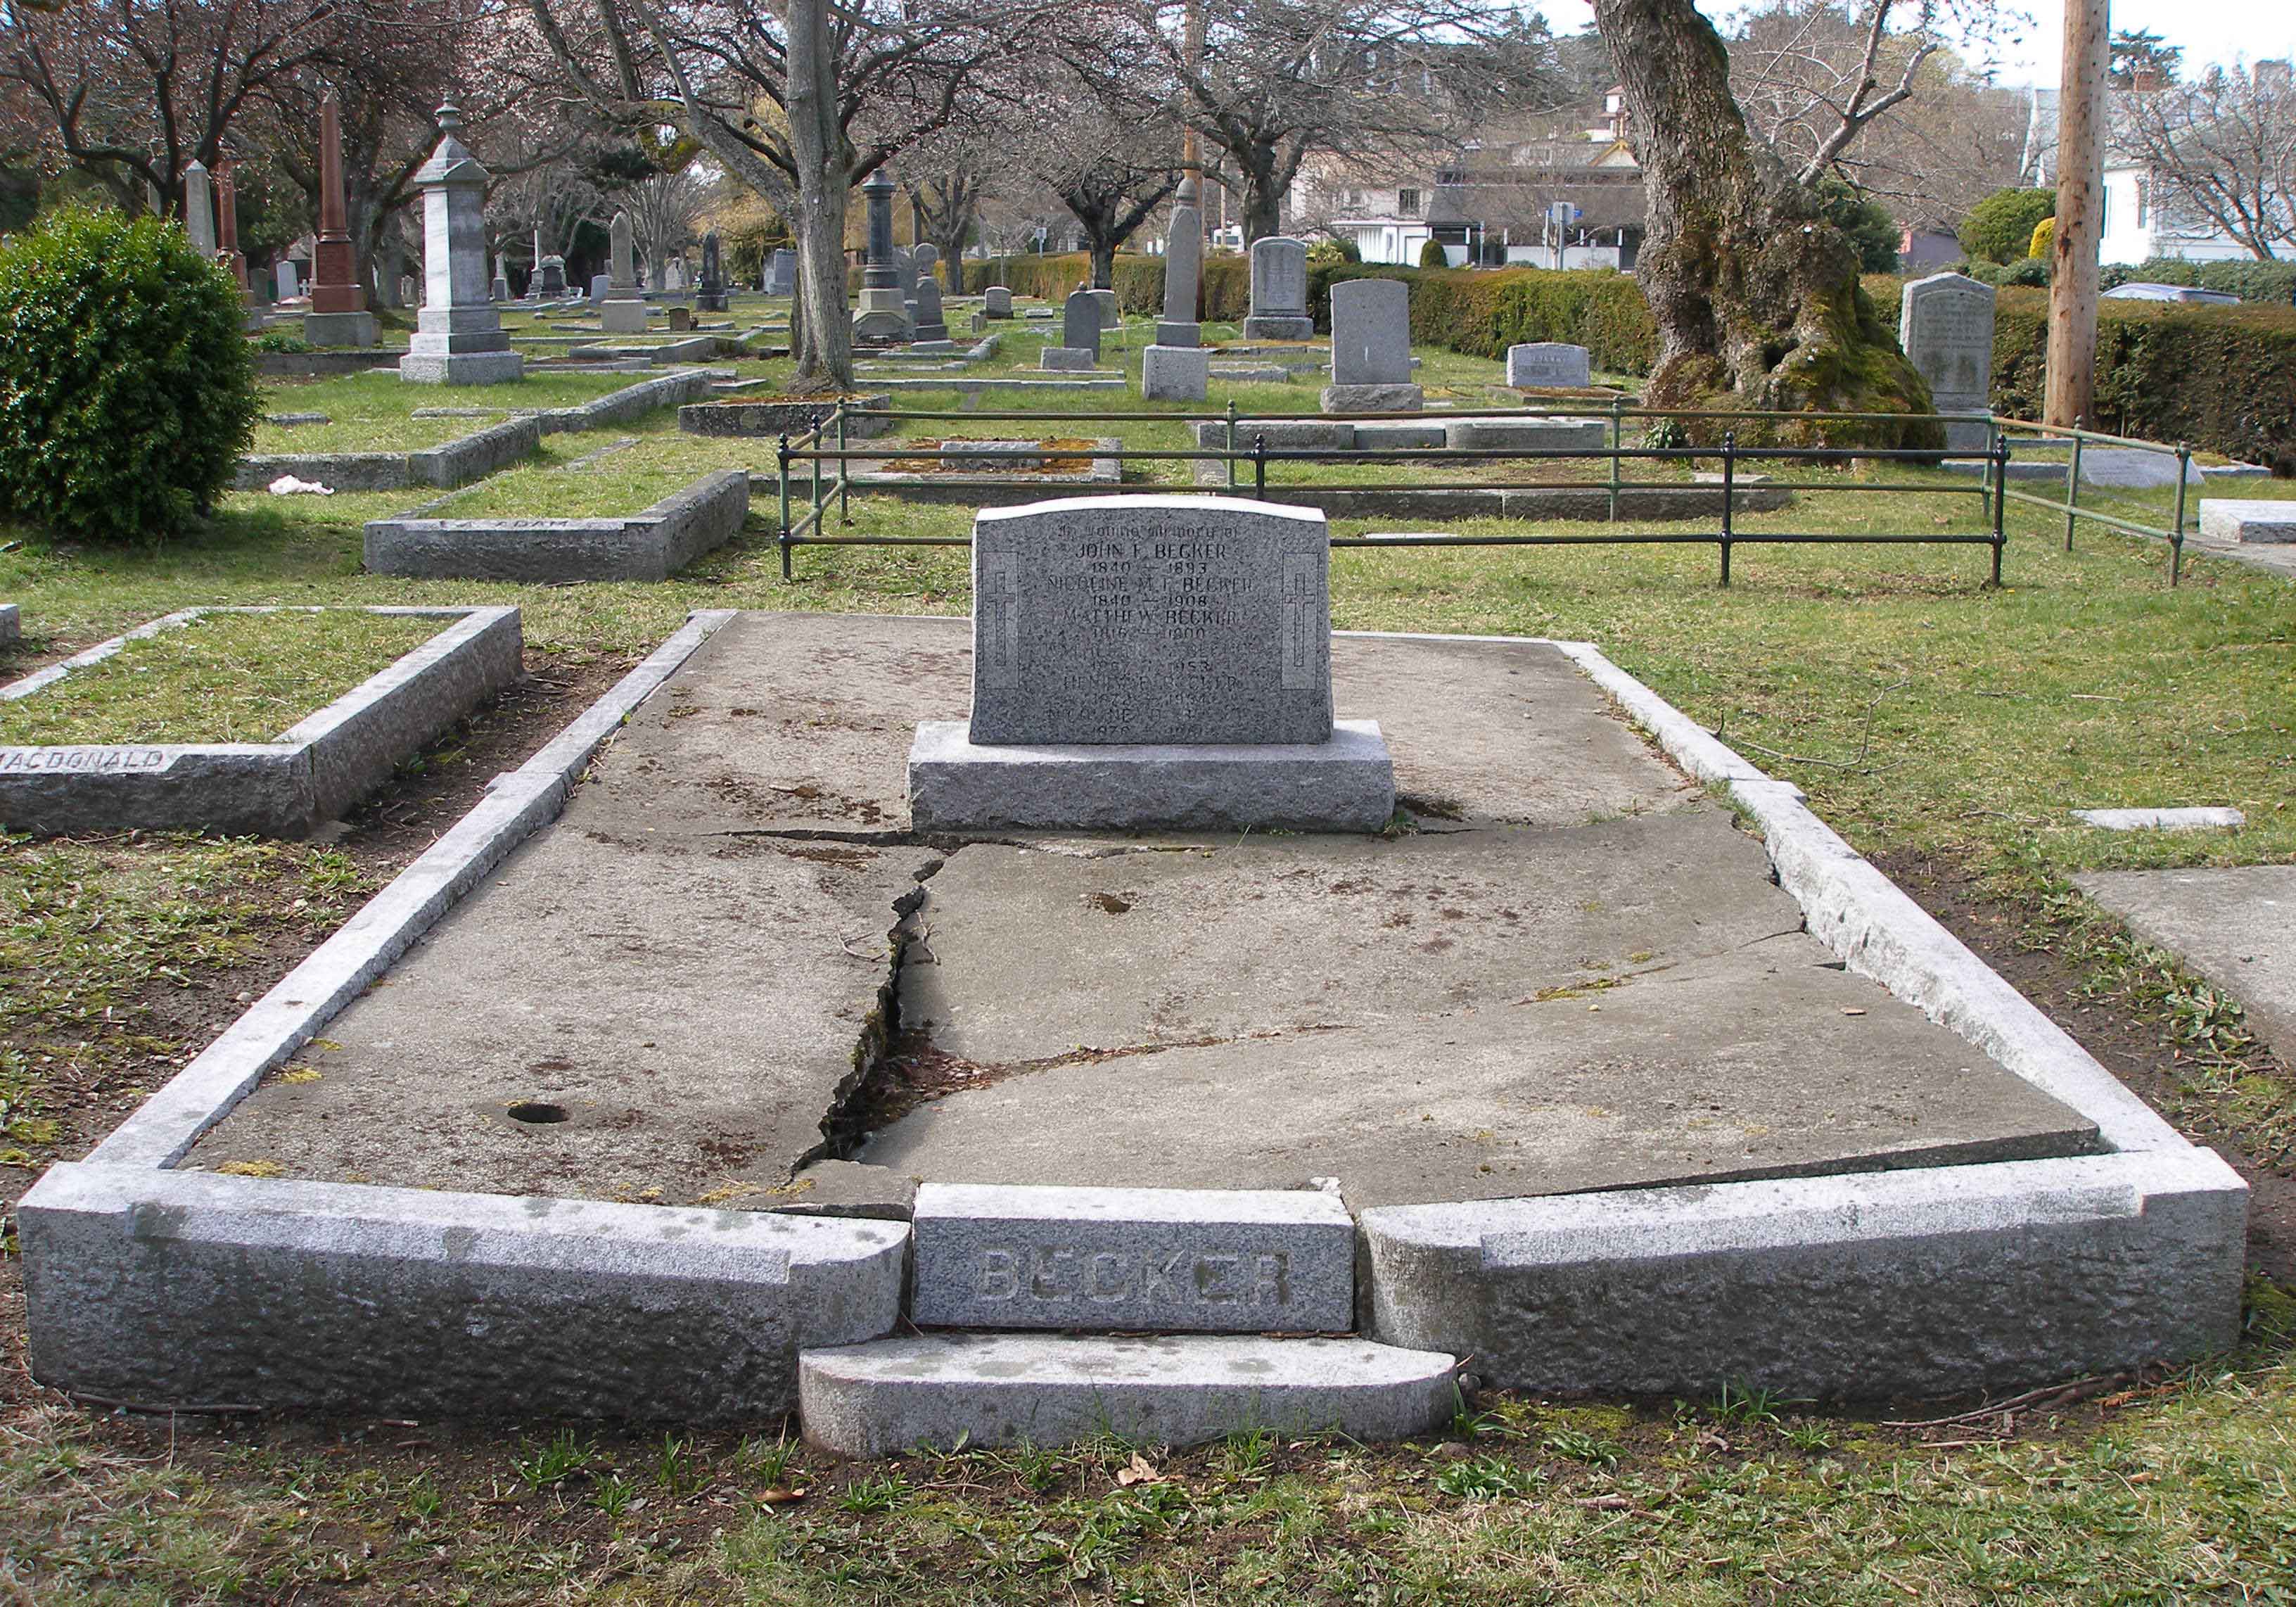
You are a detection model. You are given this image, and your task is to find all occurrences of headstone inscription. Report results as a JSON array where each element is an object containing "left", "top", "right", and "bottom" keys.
[
  {"left": 1242, "top": 236, "right": 1313, "bottom": 340},
  {"left": 397, "top": 103, "right": 524, "bottom": 385},
  {"left": 967, "top": 497, "right": 1332, "bottom": 745},
  {"left": 1506, "top": 342, "right": 1591, "bottom": 388},
  {"left": 1899, "top": 272, "right": 1996, "bottom": 455},
  {"left": 600, "top": 210, "right": 649, "bottom": 334},
  {"left": 1321, "top": 278, "right": 1422, "bottom": 413},
  {"left": 904, "top": 495, "right": 1396, "bottom": 833}
]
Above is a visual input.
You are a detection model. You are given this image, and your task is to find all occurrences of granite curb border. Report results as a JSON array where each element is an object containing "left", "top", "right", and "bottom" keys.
[
  {"left": 1350, "top": 631, "right": 2247, "bottom": 1398},
  {"left": 0, "top": 606, "right": 521, "bottom": 838},
  {"left": 16, "top": 611, "right": 918, "bottom": 1421},
  {"left": 364, "top": 469, "right": 749, "bottom": 582}
]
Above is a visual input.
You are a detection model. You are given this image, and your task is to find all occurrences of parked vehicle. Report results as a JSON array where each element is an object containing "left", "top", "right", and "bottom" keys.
[{"left": 2101, "top": 282, "right": 2241, "bottom": 305}]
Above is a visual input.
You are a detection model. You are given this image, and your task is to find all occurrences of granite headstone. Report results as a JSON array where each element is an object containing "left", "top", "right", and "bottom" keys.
[
  {"left": 984, "top": 284, "right": 1012, "bottom": 318},
  {"left": 1243, "top": 236, "right": 1313, "bottom": 340},
  {"left": 1506, "top": 342, "right": 1592, "bottom": 388},
  {"left": 1061, "top": 288, "right": 1102, "bottom": 360},
  {"left": 1322, "top": 279, "right": 1421, "bottom": 412},
  {"left": 967, "top": 496, "right": 1334, "bottom": 745},
  {"left": 1899, "top": 272, "right": 1996, "bottom": 454}
]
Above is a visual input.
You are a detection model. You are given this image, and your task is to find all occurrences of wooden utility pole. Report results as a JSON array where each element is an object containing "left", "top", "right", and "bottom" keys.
[{"left": 2045, "top": 0, "right": 2110, "bottom": 427}]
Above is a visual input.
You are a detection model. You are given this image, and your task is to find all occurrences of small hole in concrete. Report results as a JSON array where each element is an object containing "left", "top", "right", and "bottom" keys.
[{"left": 508, "top": 1101, "right": 570, "bottom": 1125}]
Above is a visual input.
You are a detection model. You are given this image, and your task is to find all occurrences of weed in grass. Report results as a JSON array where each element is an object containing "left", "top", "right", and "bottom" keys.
[
  {"left": 592, "top": 1472, "right": 635, "bottom": 1520},
  {"left": 839, "top": 1473, "right": 910, "bottom": 1515},
  {"left": 1434, "top": 1453, "right": 1543, "bottom": 1499},
  {"left": 654, "top": 1433, "right": 701, "bottom": 1496},
  {"left": 1782, "top": 1417, "right": 1837, "bottom": 1454},
  {"left": 512, "top": 1428, "right": 599, "bottom": 1490},
  {"left": 1704, "top": 1380, "right": 1806, "bottom": 1430},
  {"left": 736, "top": 1433, "right": 801, "bottom": 1486},
  {"left": 1543, "top": 1427, "right": 1624, "bottom": 1468},
  {"left": 400, "top": 1471, "right": 444, "bottom": 1522},
  {"left": 1216, "top": 1427, "right": 1276, "bottom": 1479}
]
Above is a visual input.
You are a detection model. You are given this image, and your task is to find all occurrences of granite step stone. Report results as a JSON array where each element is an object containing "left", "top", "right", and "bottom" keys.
[
  {"left": 911, "top": 1182, "right": 1355, "bottom": 1333},
  {"left": 800, "top": 1333, "right": 1458, "bottom": 1454}
]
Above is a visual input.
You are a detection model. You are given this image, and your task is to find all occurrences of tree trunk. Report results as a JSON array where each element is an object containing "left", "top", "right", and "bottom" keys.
[
  {"left": 785, "top": 0, "right": 855, "bottom": 391},
  {"left": 1088, "top": 240, "right": 1116, "bottom": 290},
  {"left": 1593, "top": 0, "right": 1940, "bottom": 447}
]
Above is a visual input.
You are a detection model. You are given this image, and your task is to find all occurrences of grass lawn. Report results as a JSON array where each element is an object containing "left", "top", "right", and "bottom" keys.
[
  {"left": 0, "top": 609, "right": 447, "bottom": 747},
  {"left": 1, "top": 330, "right": 2292, "bottom": 1599},
  {"left": 250, "top": 370, "right": 646, "bottom": 455}
]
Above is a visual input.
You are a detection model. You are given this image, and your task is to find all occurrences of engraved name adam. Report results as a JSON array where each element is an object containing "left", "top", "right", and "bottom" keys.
[{"left": 976, "top": 1244, "right": 1293, "bottom": 1308}]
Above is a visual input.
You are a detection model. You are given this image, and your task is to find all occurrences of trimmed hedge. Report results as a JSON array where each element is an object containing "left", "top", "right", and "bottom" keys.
[
  {"left": 2101, "top": 257, "right": 2296, "bottom": 304},
  {"left": 1991, "top": 288, "right": 2296, "bottom": 472},
  {"left": 975, "top": 252, "right": 2293, "bottom": 468}
]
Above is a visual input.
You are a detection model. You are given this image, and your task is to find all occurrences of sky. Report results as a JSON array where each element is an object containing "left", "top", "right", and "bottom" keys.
[{"left": 1541, "top": 1, "right": 2296, "bottom": 88}]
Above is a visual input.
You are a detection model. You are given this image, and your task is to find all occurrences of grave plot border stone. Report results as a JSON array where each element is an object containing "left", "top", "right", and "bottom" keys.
[
  {"left": 364, "top": 470, "right": 749, "bottom": 582},
  {"left": 0, "top": 606, "right": 521, "bottom": 837},
  {"left": 8, "top": 619, "right": 2247, "bottom": 1425},
  {"left": 0, "top": 603, "right": 16, "bottom": 647},
  {"left": 2198, "top": 500, "right": 2296, "bottom": 544}
]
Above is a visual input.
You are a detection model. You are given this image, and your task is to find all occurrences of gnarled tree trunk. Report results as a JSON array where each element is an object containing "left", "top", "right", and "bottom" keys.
[{"left": 1593, "top": 0, "right": 1941, "bottom": 447}]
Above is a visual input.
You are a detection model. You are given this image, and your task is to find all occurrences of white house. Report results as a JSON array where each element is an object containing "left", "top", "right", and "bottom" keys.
[{"left": 2099, "top": 159, "right": 2284, "bottom": 264}]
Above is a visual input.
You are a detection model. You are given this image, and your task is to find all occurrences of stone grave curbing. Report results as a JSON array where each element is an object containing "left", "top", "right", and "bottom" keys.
[
  {"left": 2198, "top": 500, "right": 2296, "bottom": 543},
  {"left": 0, "top": 606, "right": 522, "bottom": 837},
  {"left": 364, "top": 470, "right": 749, "bottom": 583}
]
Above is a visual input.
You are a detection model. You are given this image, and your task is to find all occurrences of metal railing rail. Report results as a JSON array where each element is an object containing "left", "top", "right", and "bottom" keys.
[
  {"left": 760, "top": 402, "right": 2209, "bottom": 587},
  {"left": 1991, "top": 416, "right": 2198, "bottom": 585}
]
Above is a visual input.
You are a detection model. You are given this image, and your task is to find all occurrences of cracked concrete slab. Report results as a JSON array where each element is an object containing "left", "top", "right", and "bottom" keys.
[
  {"left": 2077, "top": 865, "right": 2296, "bottom": 1061},
  {"left": 577, "top": 613, "right": 1692, "bottom": 836},
  {"left": 900, "top": 811, "right": 1807, "bottom": 1064},
  {"left": 862, "top": 934, "right": 2098, "bottom": 1208},
  {"left": 189, "top": 801, "right": 937, "bottom": 1205}
]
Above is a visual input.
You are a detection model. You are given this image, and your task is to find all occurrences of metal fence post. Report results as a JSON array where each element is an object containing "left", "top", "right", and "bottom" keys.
[
  {"left": 1253, "top": 431, "right": 1268, "bottom": 501},
  {"left": 837, "top": 407, "right": 852, "bottom": 525},
  {"left": 1225, "top": 400, "right": 1238, "bottom": 491},
  {"left": 2171, "top": 440, "right": 2191, "bottom": 587},
  {"left": 1608, "top": 396, "right": 1624, "bottom": 523},
  {"left": 1991, "top": 432, "right": 2009, "bottom": 587},
  {"left": 2065, "top": 419, "right": 2084, "bottom": 552},
  {"left": 777, "top": 432, "right": 793, "bottom": 581},
  {"left": 1718, "top": 431, "right": 1735, "bottom": 587}
]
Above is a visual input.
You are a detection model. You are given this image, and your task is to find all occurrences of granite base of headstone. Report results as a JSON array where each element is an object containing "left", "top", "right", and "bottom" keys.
[
  {"left": 854, "top": 287, "right": 910, "bottom": 342},
  {"left": 1506, "top": 342, "right": 1591, "bottom": 388},
  {"left": 302, "top": 311, "right": 377, "bottom": 348},
  {"left": 906, "top": 494, "right": 1395, "bottom": 833},
  {"left": 1142, "top": 345, "right": 1209, "bottom": 401},
  {"left": 1040, "top": 348, "right": 1097, "bottom": 371},
  {"left": 1899, "top": 272, "right": 1996, "bottom": 455}
]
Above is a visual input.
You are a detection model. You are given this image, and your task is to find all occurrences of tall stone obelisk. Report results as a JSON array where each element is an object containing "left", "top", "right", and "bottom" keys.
[
  {"left": 1142, "top": 182, "right": 1208, "bottom": 400},
  {"left": 599, "top": 210, "right": 649, "bottom": 334},
  {"left": 305, "top": 93, "right": 377, "bottom": 348},
  {"left": 397, "top": 104, "right": 523, "bottom": 384},
  {"left": 182, "top": 162, "right": 217, "bottom": 256}
]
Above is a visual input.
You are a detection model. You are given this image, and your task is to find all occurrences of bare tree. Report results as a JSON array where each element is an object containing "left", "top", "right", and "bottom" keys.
[
  {"left": 2119, "top": 62, "right": 2296, "bottom": 260},
  {"left": 522, "top": 0, "right": 1048, "bottom": 388},
  {"left": 1728, "top": 1, "right": 2026, "bottom": 224},
  {"left": 0, "top": 0, "right": 344, "bottom": 215},
  {"left": 623, "top": 163, "right": 710, "bottom": 285},
  {"left": 1118, "top": 0, "right": 1550, "bottom": 243}
]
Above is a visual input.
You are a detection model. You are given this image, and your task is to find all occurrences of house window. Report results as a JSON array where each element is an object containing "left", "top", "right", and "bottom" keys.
[
  {"left": 2136, "top": 177, "right": 2149, "bottom": 227},
  {"left": 1436, "top": 168, "right": 1464, "bottom": 188},
  {"left": 1398, "top": 188, "right": 1421, "bottom": 217}
]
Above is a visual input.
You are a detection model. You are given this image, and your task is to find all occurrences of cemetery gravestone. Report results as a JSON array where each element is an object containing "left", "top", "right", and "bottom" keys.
[
  {"left": 600, "top": 210, "right": 649, "bottom": 335},
  {"left": 590, "top": 273, "right": 612, "bottom": 305},
  {"left": 183, "top": 163, "right": 217, "bottom": 255},
  {"left": 276, "top": 260, "right": 300, "bottom": 300},
  {"left": 1507, "top": 342, "right": 1591, "bottom": 388},
  {"left": 914, "top": 243, "right": 939, "bottom": 286},
  {"left": 1144, "top": 174, "right": 1208, "bottom": 401},
  {"left": 1243, "top": 236, "right": 1313, "bottom": 340},
  {"left": 912, "top": 277, "right": 950, "bottom": 345},
  {"left": 1322, "top": 279, "right": 1422, "bottom": 413},
  {"left": 767, "top": 248, "right": 796, "bottom": 295},
  {"left": 302, "top": 92, "right": 376, "bottom": 348},
  {"left": 893, "top": 247, "right": 917, "bottom": 299},
  {"left": 1042, "top": 288, "right": 1103, "bottom": 369},
  {"left": 853, "top": 172, "right": 910, "bottom": 341},
  {"left": 398, "top": 275, "right": 418, "bottom": 308},
  {"left": 490, "top": 256, "right": 510, "bottom": 302},
  {"left": 665, "top": 258, "right": 687, "bottom": 293},
  {"left": 398, "top": 105, "right": 523, "bottom": 385},
  {"left": 1899, "top": 272, "right": 1996, "bottom": 455},
  {"left": 697, "top": 231, "right": 727, "bottom": 312},
  {"left": 536, "top": 255, "right": 566, "bottom": 296},
  {"left": 668, "top": 305, "right": 694, "bottom": 332},
  {"left": 906, "top": 495, "right": 1394, "bottom": 831},
  {"left": 984, "top": 284, "right": 1012, "bottom": 319}
]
